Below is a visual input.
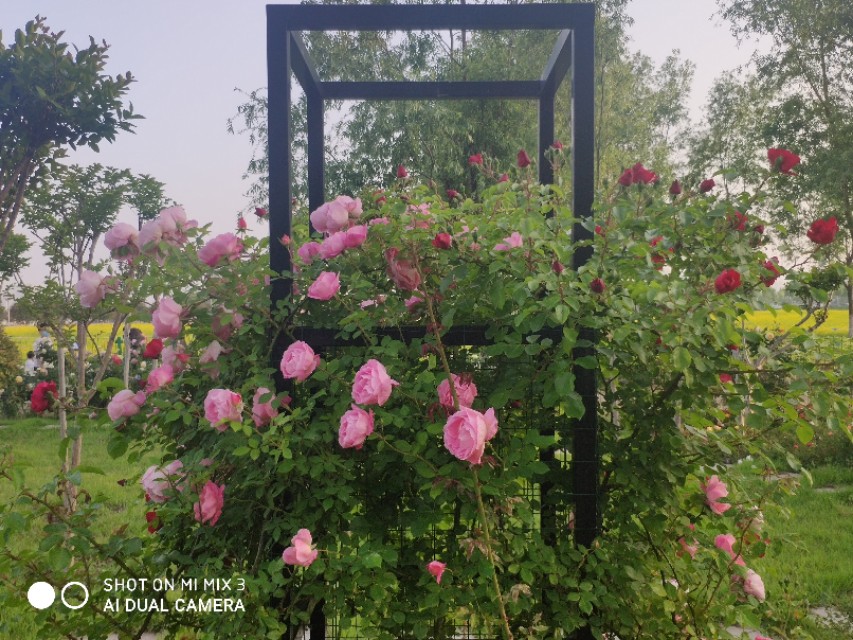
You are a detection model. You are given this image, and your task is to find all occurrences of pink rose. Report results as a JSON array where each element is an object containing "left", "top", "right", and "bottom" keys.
[
  {"left": 319, "top": 231, "right": 348, "bottom": 260},
  {"left": 427, "top": 560, "right": 446, "bottom": 584},
  {"left": 152, "top": 297, "right": 183, "bottom": 339},
  {"left": 161, "top": 345, "right": 188, "bottom": 372},
  {"left": 307, "top": 271, "right": 341, "bottom": 301},
  {"left": 338, "top": 405, "right": 375, "bottom": 449},
  {"left": 145, "top": 364, "right": 175, "bottom": 393},
  {"left": 211, "top": 310, "right": 243, "bottom": 342},
  {"left": 108, "top": 389, "right": 146, "bottom": 420},
  {"left": 743, "top": 569, "right": 766, "bottom": 601},
  {"left": 437, "top": 374, "right": 478, "bottom": 409},
  {"left": 104, "top": 222, "right": 139, "bottom": 260},
  {"left": 194, "top": 480, "right": 225, "bottom": 526},
  {"left": 369, "top": 217, "right": 390, "bottom": 226},
  {"left": 158, "top": 206, "right": 198, "bottom": 245},
  {"left": 280, "top": 341, "right": 320, "bottom": 382},
  {"left": 297, "top": 242, "right": 322, "bottom": 264},
  {"left": 405, "top": 295, "right": 423, "bottom": 311},
  {"left": 75, "top": 270, "right": 109, "bottom": 308},
  {"left": 199, "top": 340, "right": 223, "bottom": 364},
  {"left": 352, "top": 359, "right": 399, "bottom": 406},
  {"left": 204, "top": 388, "right": 243, "bottom": 432},
  {"left": 310, "top": 201, "right": 349, "bottom": 233},
  {"left": 282, "top": 528, "right": 319, "bottom": 567},
  {"left": 252, "top": 387, "right": 279, "bottom": 428},
  {"left": 678, "top": 537, "right": 698, "bottom": 560},
  {"left": 714, "top": 533, "right": 745, "bottom": 566},
  {"left": 385, "top": 248, "right": 421, "bottom": 291},
  {"left": 141, "top": 460, "right": 184, "bottom": 503},
  {"left": 334, "top": 194, "right": 363, "bottom": 220},
  {"left": 198, "top": 232, "right": 244, "bottom": 267},
  {"left": 494, "top": 232, "right": 523, "bottom": 251},
  {"left": 443, "top": 407, "right": 499, "bottom": 464},
  {"left": 702, "top": 475, "right": 731, "bottom": 514},
  {"left": 138, "top": 218, "right": 164, "bottom": 250},
  {"left": 344, "top": 225, "right": 368, "bottom": 248}
]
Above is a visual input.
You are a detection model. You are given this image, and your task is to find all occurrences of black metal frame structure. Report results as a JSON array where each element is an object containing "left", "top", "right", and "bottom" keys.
[{"left": 267, "top": 4, "right": 598, "bottom": 638}]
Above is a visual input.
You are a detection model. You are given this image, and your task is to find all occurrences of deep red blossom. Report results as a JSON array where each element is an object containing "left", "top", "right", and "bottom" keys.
[
  {"left": 768, "top": 148, "right": 800, "bottom": 175},
  {"left": 30, "top": 381, "right": 58, "bottom": 414},
  {"left": 729, "top": 211, "right": 748, "bottom": 231},
  {"left": 143, "top": 338, "right": 164, "bottom": 359},
  {"left": 618, "top": 162, "right": 658, "bottom": 186},
  {"left": 762, "top": 258, "right": 781, "bottom": 287},
  {"left": 432, "top": 233, "right": 453, "bottom": 250},
  {"left": 807, "top": 217, "right": 839, "bottom": 245},
  {"left": 669, "top": 180, "right": 682, "bottom": 195},
  {"left": 468, "top": 153, "right": 483, "bottom": 166},
  {"left": 254, "top": 207, "right": 267, "bottom": 218},
  {"left": 396, "top": 165, "right": 408, "bottom": 179},
  {"left": 551, "top": 140, "right": 564, "bottom": 150},
  {"left": 714, "top": 269, "right": 742, "bottom": 294},
  {"left": 589, "top": 278, "right": 606, "bottom": 294},
  {"left": 517, "top": 149, "right": 531, "bottom": 168},
  {"left": 699, "top": 178, "right": 716, "bottom": 193},
  {"left": 446, "top": 189, "right": 460, "bottom": 200},
  {"left": 552, "top": 260, "right": 565, "bottom": 275},
  {"left": 498, "top": 173, "right": 509, "bottom": 183},
  {"left": 237, "top": 217, "right": 247, "bottom": 230},
  {"left": 145, "top": 510, "right": 162, "bottom": 533}
]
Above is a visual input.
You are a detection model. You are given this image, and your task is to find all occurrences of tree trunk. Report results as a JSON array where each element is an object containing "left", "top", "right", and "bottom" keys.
[
  {"left": 70, "top": 321, "right": 87, "bottom": 472},
  {"left": 57, "top": 345, "right": 77, "bottom": 512}
]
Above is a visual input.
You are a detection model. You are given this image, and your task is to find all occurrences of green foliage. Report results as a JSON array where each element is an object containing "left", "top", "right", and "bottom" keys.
[{"left": 0, "top": 327, "right": 24, "bottom": 415}]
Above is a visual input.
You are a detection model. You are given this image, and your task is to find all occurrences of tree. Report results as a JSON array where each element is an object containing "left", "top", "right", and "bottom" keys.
[
  {"left": 0, "top": 16, "right": 139, "bottom": 254},
  {"left": 125, "top": 173, "right": 172, "bottom": 229},
  {"left": 701, "top": 0, "right": 853, "bottom": 335}
]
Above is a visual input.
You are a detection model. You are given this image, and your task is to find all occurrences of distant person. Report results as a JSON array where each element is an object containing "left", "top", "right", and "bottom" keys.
[{"left": 24, "top": 351, "right": 38, "bottom": 375}]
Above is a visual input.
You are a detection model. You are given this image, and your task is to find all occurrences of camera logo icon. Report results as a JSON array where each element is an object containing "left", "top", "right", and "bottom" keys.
[{"left": 27, "top": 582, "right": 89, "bottom": 610}]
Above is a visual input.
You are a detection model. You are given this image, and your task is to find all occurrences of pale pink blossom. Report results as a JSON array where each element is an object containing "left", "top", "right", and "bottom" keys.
[
  {"left": 204, "top": 388, "right": 243, "bottom": 432},
  {"left": 145, "top": 364, "right": 175, "bottom": 393},
  {"left": 319, "top": 232, "right": 348, "bottom": 260},
  {"left": 352, "top": 359, "right": 399, "bottom": 406},
  {"left": 744, "top": 569, "right": 766, "bottom": 601},
  {"left": 252, "top": 387, "right": 279, "bottom": 428},
  {"left": 104, "top": 222, "right": 139, "bottom": 260},
  {"left": 404, "top": 296, "right": 423, "bottom": 311},
  {"left": 344, "top": 225, "right": 368, "bottom": 248},
  {"left": 141, "top": 460, "right": 184, "bottom": 503},
  {"left": 194, "top": 480, "right": 225, "bottom": 526},
  {"left": 107, "top": 389, "right": 146, "bottom": 420},
  {"left": 369, "top": 217, "right": 390, "bottom": 226},
  {"left": 714, "top": 534, "right": 745, "bottom": 566},
  {"left": 282, "top": 528, "right": 319, "bottom": 567},
  {"left": 310, "top": 201, "right": 349, "bottom": 233},
  {"left": 198, "top": 232, "right": 243, "bottom": 267},
  {"left": 678, "top": 537, "right": 698, "bottom": 560},
  {"left": 443, "top": 407, "right": 499, "bottom": 464},
  {"left": 199, "top": 340, "right": 223, "bottom": 364},
  {"left": 280, "top": 341, "right": 320, "bottom": 382},
  {"left": 334, "top": 194, "right": 363, "bottom": 220},
  {"left": 385, "top": 248, "right": 421, "bottom": 291},
  {"left": 297, "top": 242, "right": 322, "bottom": 264},
  {"left": 211, "top": 311, "right": 243, "bottom": 342},
  {"left": 437, "top": 374, "right": 478, "bottom": 409},
  {"left": 427, "top": 561, "right": 446, "bottom": 584},
  {"left": 75, "top": 270, "right": 109, "bottom": 308},
  {"left": 157, "top": 206, "right": 197, "bottom": 245},
  {"left": 494, "top": 232, "right": 523, "bottom": 251},
  {"left": 307, "top": 271, "right": 341, "bottom": 301},
  {"left": 161, "top": 345, "right": 189, "bottom": 372},
  {"left": 338, "top": 405, "right": 375, "bottom": 449},
  {"left": 702, "top": 475, "right": 731, "bottom": 515},
  {"left": 152, "top": 297, "right": 183, "bottom": 339}
]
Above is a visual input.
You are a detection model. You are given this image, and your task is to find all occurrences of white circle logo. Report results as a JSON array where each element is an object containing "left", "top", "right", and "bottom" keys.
[
  {"left": 27, "top": 582, "right": 56, "bottom": 609},
  {"left": 60, "top": 582, "right": 89, "bottom": 610}
]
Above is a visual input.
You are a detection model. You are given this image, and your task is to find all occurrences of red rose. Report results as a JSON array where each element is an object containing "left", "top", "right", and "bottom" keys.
[
  {"left": 552, "top": 260, "right": 565, "bottom": 275},
  {"left": 145, "top": 510, "right": 162, "bottom": 534},
  {"left": 714, "top": 269, "right": 741, "bottom": 294},
  {"left": 237, "top": 217, "right": 248, "bottom": 230},
  {"left": 30, "top": 381, "right": 58, "bottom": 414},
  {"left": 761, "top": 258, "right": 781, "bottom": 287},
  {"left": 767, "top": 148, "right": 800, "bottom": 175},
  {"left": 432, "top": 233, "right": 453, "bottom": 250},
  {"left": 498, "top": 173, "right": 509, "bottom": 183},
  {"left": 143, "top": 338, "right": 164, "bottom": 359},
  {"left": 618, "top": 162, "right": 658, "bottom": 186},
  {"left": 517, "top": 149, "right": 531, "bottom": 168},
  {"left": 468, "top": 153, "right": 483, "bottom": 166},
  {"left": 446, "top": 189, "right": 460, "bottom": 200},
  {"left": 594, "top": 225, "right": 605, "bottom": 237},
  {"left": 807, "top": 217, "right": 839, "bottom": 245},
  {"left": 111, "top": 354, "right": 123, "bottom": 366},
  {"left": 699, "top": 178, "right": 716, "bottom": 193},
  {"left": 590, "top": 278, "right": 606, "bottom": 294},
  {"left": 396, "top": 165, "right": 408, "bottom": 179},
  {"left": 669, "top": 180, "right": 682, "bottom": 195},
  {"left": 551, "top": 140, "right": 564, "bottom": 150},
  {"left": 254, "top": 207, "right": 267, "bottom": 218},
  {"left": 719, "top": 373, "right": 733, "bottom": 384},
  {"left": 729, "top": 211, "right": 748, "bottom": 231},
  {"left": 618, "top": 168, "right": 633, "bottom": 187}
]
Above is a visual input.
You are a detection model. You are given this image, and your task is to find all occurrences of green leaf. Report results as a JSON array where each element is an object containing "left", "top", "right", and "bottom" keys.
[
  {"left": 48, "top": 546, "right": 72, "bottom": 572},
  {"left": 795, "top": 423, "right": 814, "bottom": 444},
  {"left": 362, "top": 552, "right": 383, "bottom": 569},
  {"left": 672, "top": 346, "right": 692, "bottom": 371}
]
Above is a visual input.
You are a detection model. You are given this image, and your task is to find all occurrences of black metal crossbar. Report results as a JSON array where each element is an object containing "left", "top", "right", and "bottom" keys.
[{"left": 267, "top": 4, "right": 598, "bottom": 638}]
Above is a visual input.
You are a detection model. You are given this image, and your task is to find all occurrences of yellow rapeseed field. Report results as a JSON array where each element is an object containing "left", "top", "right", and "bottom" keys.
[{"left": 5, "top": 323, "right": 155, "bottom": 359}]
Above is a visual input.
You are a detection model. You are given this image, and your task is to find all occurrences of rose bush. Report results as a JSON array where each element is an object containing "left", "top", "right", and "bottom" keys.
[{"left": 1, "top": 149, "right": 851, "bottom": 640}]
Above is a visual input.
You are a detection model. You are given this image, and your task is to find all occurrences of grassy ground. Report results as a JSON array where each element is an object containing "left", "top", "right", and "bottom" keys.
[{"left": 5, "top": 322, "right": 155, "bottom": 359}]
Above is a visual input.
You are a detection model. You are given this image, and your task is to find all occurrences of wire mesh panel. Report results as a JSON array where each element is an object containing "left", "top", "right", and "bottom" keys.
[{"left": 267, "top": 4, "right": 597, "bottom": 638}]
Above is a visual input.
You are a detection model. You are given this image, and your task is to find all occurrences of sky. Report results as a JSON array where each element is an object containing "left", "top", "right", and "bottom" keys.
[{"left": 3, "top": 0, "right": 765, "bottom": 288}]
